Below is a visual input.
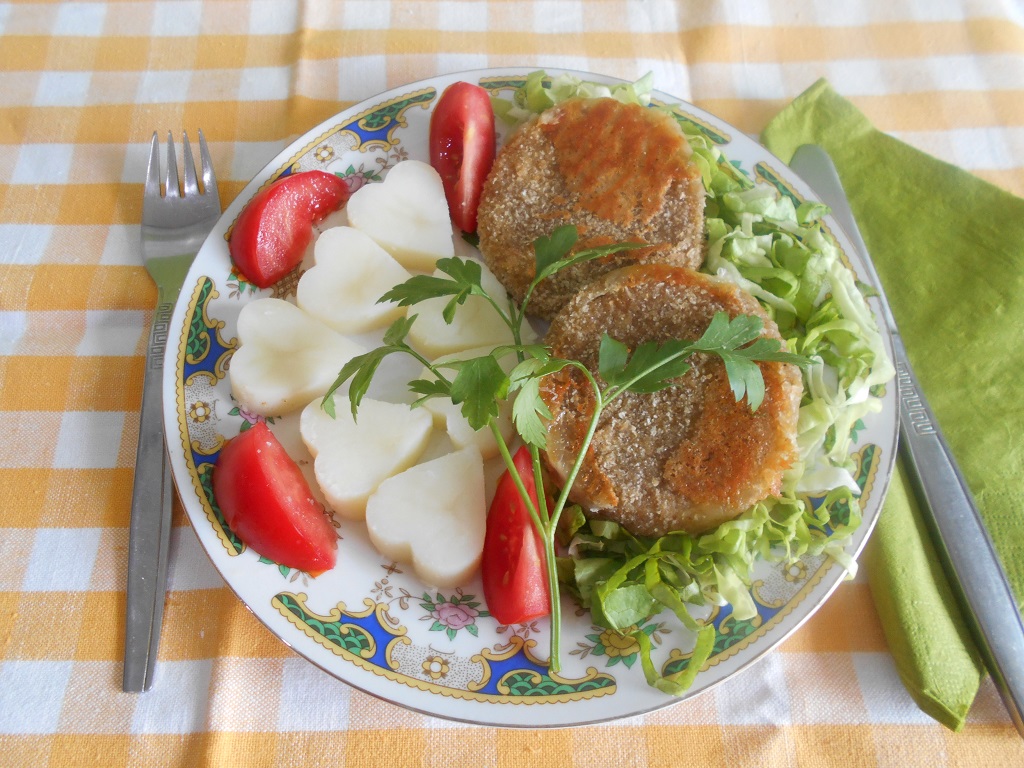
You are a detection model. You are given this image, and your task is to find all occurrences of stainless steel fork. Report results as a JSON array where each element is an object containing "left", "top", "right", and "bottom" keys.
[{"left": 124, "top": 131, "right": 220, "bottom": 692}]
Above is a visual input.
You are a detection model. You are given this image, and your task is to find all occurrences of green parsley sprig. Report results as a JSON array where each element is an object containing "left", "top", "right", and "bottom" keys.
[{"left": 322, "top": 225, "right": 807, "bottom": 685}]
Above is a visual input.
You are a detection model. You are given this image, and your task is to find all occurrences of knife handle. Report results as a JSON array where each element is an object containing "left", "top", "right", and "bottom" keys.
[
  {"left": 123, "top": 295, "right": 175, "bottom": 692},
  {"left": 894, "top": 334, "right": 1024, "bottom": 735}
]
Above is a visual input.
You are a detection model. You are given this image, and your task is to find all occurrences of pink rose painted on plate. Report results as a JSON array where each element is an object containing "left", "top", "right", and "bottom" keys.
[{"left": 419, "top": 590, "right": 490, "bottom": 640}]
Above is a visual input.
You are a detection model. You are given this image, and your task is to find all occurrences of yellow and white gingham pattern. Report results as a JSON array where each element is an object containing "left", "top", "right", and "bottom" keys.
[{"left": 2, "top": 1, "right": 1023, "bottom": 765}]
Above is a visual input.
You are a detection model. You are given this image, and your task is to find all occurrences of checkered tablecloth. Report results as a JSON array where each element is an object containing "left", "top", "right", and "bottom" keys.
[{"left": 2, "top": 1, "right": 1024, "bottom": 765}]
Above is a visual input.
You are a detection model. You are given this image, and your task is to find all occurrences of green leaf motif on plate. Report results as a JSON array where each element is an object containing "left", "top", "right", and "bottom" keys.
[
  {"left": 276, "top": 593, "right": 373, "bottom": 657},
  {"left": 197, "top": 463, "right": 243, "bottom": 554},
  {"left": 185, "top": 277, "right": 215, "bottom": 364},
  {"left": 502, "top": 670, "right": 614, "bottom": 697},
  {"left": 359, "top": 89, "right": 435, "bottom": 131}
]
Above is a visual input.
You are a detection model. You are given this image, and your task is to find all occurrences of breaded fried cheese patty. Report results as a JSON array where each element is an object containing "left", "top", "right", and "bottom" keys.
[
  {"left": 540, "top": 264, "right": 803, "bottom": 537},
  {"left": 477, "top": 98, "right": 706, "bottom": 320}
]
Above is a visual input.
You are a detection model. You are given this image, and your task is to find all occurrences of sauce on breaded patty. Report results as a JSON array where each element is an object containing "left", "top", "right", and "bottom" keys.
[
  {"left": 477, "top": 98, "right": 706, "bottom": 320},
  {"left": 540, "top": 97, "right": 698, "bottom": 225},
  {"left": 540, "top": 264, "right": 803, "bottom": 537}
]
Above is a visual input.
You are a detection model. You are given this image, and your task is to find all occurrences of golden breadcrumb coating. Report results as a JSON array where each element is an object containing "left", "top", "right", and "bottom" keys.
[
  {"left": 541, "top": 264, "right": 803, "bottom": 537},
  {"left": 477, "top": 98, "right": 706, "bottom": 320}
]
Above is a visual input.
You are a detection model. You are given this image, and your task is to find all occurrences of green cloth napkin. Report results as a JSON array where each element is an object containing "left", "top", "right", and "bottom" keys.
[{"left": 761, "top": 79, "right": 1024, "bottom": 730}]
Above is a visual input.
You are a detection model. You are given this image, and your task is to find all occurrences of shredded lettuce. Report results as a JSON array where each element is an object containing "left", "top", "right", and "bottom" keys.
[
  {"left": 497, "top": 71, "right": 894, "bottom": 693},
  {"left": 492, "top": 70, "right": 655, "bottom": 125}
]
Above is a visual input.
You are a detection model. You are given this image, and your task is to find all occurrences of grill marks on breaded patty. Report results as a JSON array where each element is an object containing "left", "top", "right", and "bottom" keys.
[
  {"left": 540, "top": 265, "right": 803, "bottom": 538},
  {"left": 476, "top": 98, "right": 706, "bottom": 320}
]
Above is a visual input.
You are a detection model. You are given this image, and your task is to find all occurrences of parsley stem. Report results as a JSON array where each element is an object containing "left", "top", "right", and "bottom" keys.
[
  {"left": 476, "top": 290, "right": 516, "bottom": 340},
  {"left": 488, "top": 422, "right": 543, "bottom": 532},
  {"left": 487, "top": 423, "right": 564, "bottom": 672},
  {"left": 527, "top": 442, "right": 563, "bottom": 672},
  {"left": 547, "top": 362, "right": 605, "bottom": 522},
  {"left": 409, "top": 347, "right": 455, "bottom": 387},
  {"left": 603, "top": 345, "right": 695, "bottom": 404},
  {"left": 540, "top": 527, "right": 562, "bottom": 671}
]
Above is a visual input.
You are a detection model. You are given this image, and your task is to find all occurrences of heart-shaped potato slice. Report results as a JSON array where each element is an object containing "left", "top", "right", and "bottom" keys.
[
  {"left": 229, "top": 298, "right": 365, "bottom": 417},
  {"left": 365, "top": 447, "right": 486, "bottom": 587},
  {"left": 406, "top": 261, "right": 520, "bottom": 358},
  {"left": 419, "top": 346, "right": 517, "bottom": 459},
  {"left": 345, "top": 160, "right": 455, "bottom": 272},
  {"left": 296, "top": 226, "right": 412, "bottom": 334},
  {"left": 299, "top": 396, "right": 433, "bottom": 520}
]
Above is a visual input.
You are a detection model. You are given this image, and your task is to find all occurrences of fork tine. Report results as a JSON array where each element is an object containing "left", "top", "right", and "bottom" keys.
[
  {"left": 198, "top": 129, "right": 219, "bottom": 199},
  {"left": 181, "top": 132, "right": 199, "bottom": 197},
  {"left": 164, "top": 131, "right": 180, "bottom": 198},
  {"left": 144, "top": 132, "right": 162, "bottom": 200}
]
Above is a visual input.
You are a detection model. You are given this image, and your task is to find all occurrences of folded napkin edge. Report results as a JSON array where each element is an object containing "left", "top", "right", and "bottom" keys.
[{"left": 760, "top": 79, "right": 1004, "bottom": 731}]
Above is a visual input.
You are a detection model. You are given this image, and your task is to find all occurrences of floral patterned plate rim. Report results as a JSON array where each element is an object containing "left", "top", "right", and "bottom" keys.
[{"left": 163, "top": 68, "right": 898, "bottom": 728}]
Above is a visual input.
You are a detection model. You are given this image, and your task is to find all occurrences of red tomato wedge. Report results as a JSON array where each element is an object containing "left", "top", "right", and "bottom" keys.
[
  {"left": 429, "top": 81, "right": 496, "bottom": 233},
  {"left": 228, "top": 170, "right": 349, "bottom": 288},
  {"left": 482, "top": 446, "right": 550, "bottom": 625},
  {"left": 213, "top": 422, "right": 337, "bottom": 574}
]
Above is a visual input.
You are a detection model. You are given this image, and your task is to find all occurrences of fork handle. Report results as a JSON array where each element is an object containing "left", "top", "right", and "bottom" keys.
[{"left": 123, "top": 294, "right": 177, "bottom": 692}]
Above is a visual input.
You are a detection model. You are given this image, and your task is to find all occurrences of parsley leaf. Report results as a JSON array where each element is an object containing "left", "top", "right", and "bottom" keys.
[
  {"left": 383, "top": 314, "right": 417, "bottom": 346},
  {"left": 534, "top": 242, "right": 649, "bottom": 287},
  {"left": 448, "top": 355, "right": 510, "bottom": 430},
  {"left": 689, "top": 313, "right": 807, "bottom": 409},
  {"left": 322, "top": 346, "right": 395, "bottom": 420},
  {"left": 436, "top": 256, "right": 483, "bottom": 286},
  {"left": 520, "top": 225, "right": 648, "bottom": 317},
  {"left": 718, "top": 352, "right": 767, "bottom": 409},
  {"left": 508, "top": 356, "right": 572, "bottom": 449},
  {"left": 600, "top": 336, "right": 693, "bottom": 394},
  {"left": 597, "top": 335, "right": 629, "bottom": 380},
  {"left": 377, "top": 257, "right": 486, "bottom": 315},
  {"left": 378, "top": 274, "right": 463, "bottom": 307},
  {"left": 407, "top": 376, "right": 451, "bottom": 407},
  {"left": 690, "top": 311, "right": 762, "bottom": 351},
  {"left": 533, "top": 225, "right": 578, "bottom": 274},
  {"left": 597, "top": 312, "right": 808, "bottom": 408},
  {"left": 321, "top": 315, "right": 439, "bottom": 420}
]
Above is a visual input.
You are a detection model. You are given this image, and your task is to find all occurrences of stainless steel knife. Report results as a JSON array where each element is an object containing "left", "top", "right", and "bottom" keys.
[{"left": 790, "top": 144, "right": 1024, "bottom": 737}]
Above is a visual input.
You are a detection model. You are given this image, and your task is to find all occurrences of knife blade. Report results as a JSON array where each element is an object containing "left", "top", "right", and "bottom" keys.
[{"left": 790, "top": 144, "right": 1024, "bottom": 737}]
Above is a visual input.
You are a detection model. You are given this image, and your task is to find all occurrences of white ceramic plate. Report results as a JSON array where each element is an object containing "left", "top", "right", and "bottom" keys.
[{"left": 164, "top": 68, "right": 897, "bottom": 728}]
